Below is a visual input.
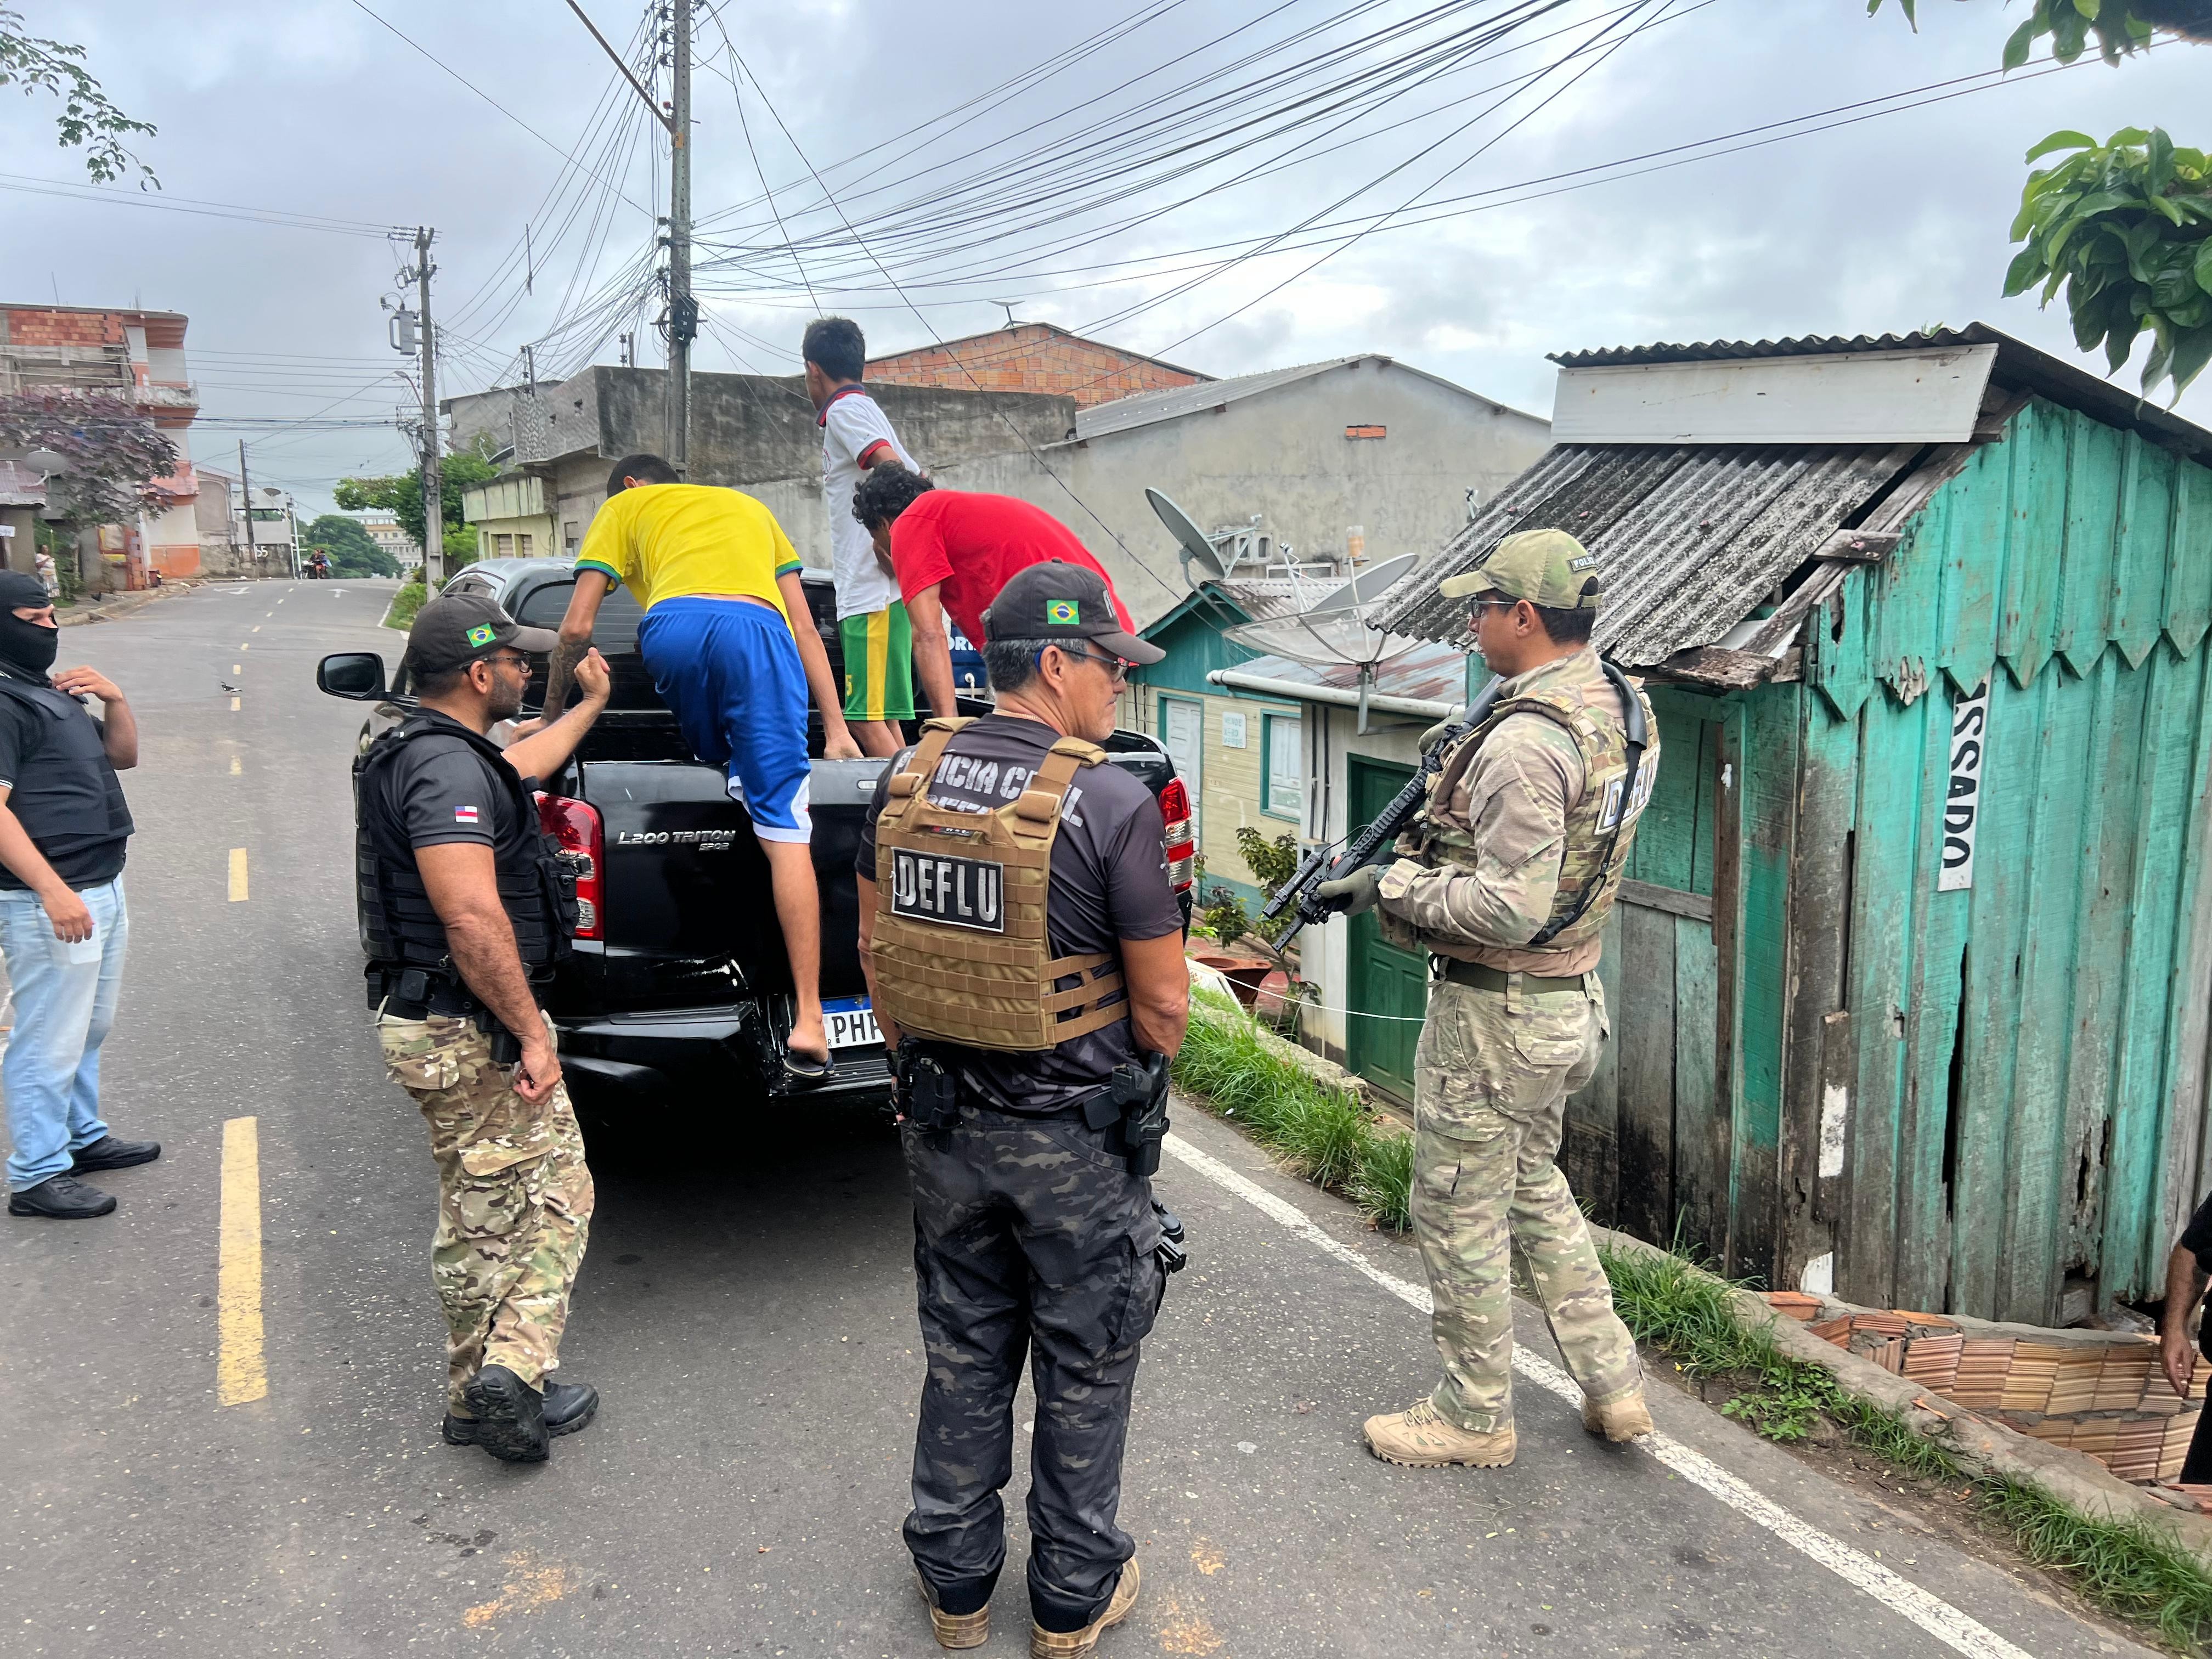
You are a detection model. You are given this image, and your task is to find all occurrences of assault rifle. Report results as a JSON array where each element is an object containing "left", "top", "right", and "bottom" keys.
[
  {"left": 1261, "top": 659, "right": 1649, "bottom": 952},
  {"left": 1261, "top": 675, "right": 1504, "bottom": 952}
]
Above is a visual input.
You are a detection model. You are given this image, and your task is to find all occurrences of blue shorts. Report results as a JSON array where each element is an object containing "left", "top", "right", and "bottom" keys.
[{"left": 637, "top": 597, "right": 812, "bottom": 843}]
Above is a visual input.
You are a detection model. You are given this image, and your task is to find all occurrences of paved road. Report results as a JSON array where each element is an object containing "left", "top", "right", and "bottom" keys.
[{"left": 0, "top": 581, "right": 2150, "bottom": 1657}]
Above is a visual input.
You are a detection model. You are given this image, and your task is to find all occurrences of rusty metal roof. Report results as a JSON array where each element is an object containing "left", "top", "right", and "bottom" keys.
[{"left": 1375, "top": 440, "right": 1922, "bottom": 665}]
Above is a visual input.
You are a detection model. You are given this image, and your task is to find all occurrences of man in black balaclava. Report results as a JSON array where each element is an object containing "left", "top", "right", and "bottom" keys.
[{"left": 0, "top": 571, "right": 158, "bottom": 1220}]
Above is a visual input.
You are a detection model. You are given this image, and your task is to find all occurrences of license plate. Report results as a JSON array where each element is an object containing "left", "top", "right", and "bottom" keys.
[{"left": 823, "top": 996, "right": 883, "bottom": 1051}]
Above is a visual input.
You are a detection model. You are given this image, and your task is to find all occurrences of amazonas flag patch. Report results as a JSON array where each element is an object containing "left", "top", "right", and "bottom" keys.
[{"left": 454, "top": 805, "right": 481, "bottom": 825}]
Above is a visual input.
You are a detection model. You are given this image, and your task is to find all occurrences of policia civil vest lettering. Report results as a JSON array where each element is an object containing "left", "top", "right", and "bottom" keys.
[
  {"left": 0, "top": 675, "right": 133, "bottom": 874},
  {"left": 1383, "top": 663, "right": 1658, "bottom": 967},
  {"left": 354, "top": 715, "right": 578, "bottom": 984},
  {"left": 871, "top": 718, "right": 1126, "bottom": 1053}
]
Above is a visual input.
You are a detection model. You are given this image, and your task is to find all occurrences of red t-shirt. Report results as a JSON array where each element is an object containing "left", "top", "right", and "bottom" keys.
[{"left": 889, "top": 490, "right": 1134, "bottom": 647}]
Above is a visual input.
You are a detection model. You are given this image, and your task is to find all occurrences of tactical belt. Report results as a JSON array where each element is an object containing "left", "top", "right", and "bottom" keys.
[
  {"left": 1437, "top": 958, "right": 1587, "bottom": 995},
  {"left": 367, "top": 969, "right": 482, "bottom": 1022}
]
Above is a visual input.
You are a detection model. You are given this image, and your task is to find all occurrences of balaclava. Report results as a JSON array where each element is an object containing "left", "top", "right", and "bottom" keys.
[{"left": 0, "top": 571, "right": 59, "bottom": 678}]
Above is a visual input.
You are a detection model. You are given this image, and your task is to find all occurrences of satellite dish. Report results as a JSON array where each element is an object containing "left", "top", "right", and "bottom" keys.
[
  {"left": 1222, "top": 551, "right": 1425, "bottom": 733},
  {"left": 1146, "top": 488, "right": 1228, "bottom": 585}
]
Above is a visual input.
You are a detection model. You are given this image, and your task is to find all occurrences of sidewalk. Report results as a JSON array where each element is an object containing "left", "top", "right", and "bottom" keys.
[{"left": 54, "top": 576, "right": 210, "bottom": 628}]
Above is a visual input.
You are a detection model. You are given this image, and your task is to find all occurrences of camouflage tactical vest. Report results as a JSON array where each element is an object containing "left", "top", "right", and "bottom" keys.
[
  {"left": 871, "top": 718, "right": 1128, "bottom": 1053},
  {"left": 1381, "top": 664, "right": 1659, "bottom": 968}
]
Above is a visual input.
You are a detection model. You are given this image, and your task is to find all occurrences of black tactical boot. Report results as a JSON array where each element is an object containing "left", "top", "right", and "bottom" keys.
[
  {"left": 445, "top": 1378, "right": 599, "bottom": 1446},
  {"left": 9, "top": 1173, "right": 119, "bottom": 1218},
  {"left": 70, "top": 1136, "right": 162, "bottom": 1174},
  {"left": 459, "top": 1364, "right": 551, "bottom": 1463}
]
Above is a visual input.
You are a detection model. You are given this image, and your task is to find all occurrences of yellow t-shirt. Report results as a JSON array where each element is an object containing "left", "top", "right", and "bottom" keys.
[{"left": 574, "top": 483, "right": 802, "bottom": 618}]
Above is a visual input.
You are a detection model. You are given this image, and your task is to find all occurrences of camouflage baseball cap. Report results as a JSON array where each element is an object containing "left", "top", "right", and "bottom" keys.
[{"left": 1438, "top": 528, "right": 1602, "bottom": 612}]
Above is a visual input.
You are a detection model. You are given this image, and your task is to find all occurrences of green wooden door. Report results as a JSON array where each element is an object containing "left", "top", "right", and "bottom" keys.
[{"left": 1346, "top": 758, "right": 1427, "bottom": 1100}]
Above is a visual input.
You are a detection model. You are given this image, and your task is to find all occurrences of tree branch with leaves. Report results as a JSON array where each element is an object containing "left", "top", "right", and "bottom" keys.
[
  {"left": 0, "top": 7, "right": 156, "bottom": 185},
  {"left": 1873, "top": 0, "right": 2212, "bottom": 397}
]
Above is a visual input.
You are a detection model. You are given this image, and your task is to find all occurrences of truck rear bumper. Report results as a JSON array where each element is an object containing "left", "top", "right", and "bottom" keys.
[{"left": 554, "top": 1007, "right": 893, "bottom": 1103}]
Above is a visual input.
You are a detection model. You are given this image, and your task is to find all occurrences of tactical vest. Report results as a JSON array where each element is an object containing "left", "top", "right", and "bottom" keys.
[
  {"left": 353, "top": 715, "right": 578, "bottom": 978},
  {"left": 1384, "top": 668, "right": 1658, "bottom": 967},
  {"left": 871, "top": 718, "right": 1128, "bottom": 1053},
  {"left": 0, "top": 675, "right": 133, "bottom": 877}
]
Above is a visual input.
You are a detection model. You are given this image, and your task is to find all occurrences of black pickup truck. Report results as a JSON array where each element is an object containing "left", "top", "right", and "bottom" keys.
[{"left": 320, "top": 558, "right": 1195, "bottom": 1110}]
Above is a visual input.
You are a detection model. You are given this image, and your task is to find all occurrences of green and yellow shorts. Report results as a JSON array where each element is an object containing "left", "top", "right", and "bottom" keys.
[{"left": 840, "top": 601, "right": 916, "bottom": 723}]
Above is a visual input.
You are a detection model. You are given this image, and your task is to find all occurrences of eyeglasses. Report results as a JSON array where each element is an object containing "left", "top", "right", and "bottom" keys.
[
  {"left": 483, "top": 652, "right": 534, "bottom": 675},
  {"left": 1069, "top": 645, "right": 1133, "bottom": 683},
  {"left": 1468, "top": 599, "right": 1522, "bottom": 619}
]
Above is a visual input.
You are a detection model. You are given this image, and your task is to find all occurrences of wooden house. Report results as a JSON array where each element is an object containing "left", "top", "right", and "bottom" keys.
[{"left": 1375, "top": 325, "right": 2212, "bottom": 1325}]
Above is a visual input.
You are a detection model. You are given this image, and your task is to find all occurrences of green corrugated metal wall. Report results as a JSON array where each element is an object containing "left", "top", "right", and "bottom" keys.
[{"left": 1795, "top": 397, "right": 2212, "bottom": 1321}]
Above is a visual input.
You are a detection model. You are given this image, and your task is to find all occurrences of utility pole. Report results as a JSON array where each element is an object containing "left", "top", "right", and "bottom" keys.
[
  {"left": 411, "top": 226, "right": 443, "bottom": 585},
  {"left": 666, "top": 0, "right": 695, "bottom": 473},
  {"left": 236, "top": 439, "right": 257, "bottom": 576}
]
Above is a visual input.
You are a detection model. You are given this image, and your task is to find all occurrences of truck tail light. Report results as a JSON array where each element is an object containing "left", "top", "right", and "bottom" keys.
[
  {"left": 1157, "top": 777, "right": 1195, "bottom": 893},
  {"left": 536, "top": 792, "right": 604, "bottom": 940}
]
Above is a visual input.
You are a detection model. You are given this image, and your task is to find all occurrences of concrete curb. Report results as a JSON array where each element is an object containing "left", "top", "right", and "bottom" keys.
[
  {"left": 1593, "top": 1225, "right": 2212, "bottom": 1571},
  {"left": 57, "top": 579, "right": 207, "bottom": 628}
]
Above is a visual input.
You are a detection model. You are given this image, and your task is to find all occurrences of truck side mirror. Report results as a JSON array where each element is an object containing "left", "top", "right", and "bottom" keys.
[{"left": 318, "top": 652, "right": 388, "bottom": 701}]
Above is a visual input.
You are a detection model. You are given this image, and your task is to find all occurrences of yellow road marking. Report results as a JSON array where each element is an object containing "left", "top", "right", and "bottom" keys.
[
  {"left": 228, "top": 847, "right": 248, "bottom": 901},
  {"left": 252, "top": 625, "right": 261, "bottom": 633},
  {"left": 230, "top": 696, "right": 240, "bottom": 712},
  {"left": 232, "top": 663, "right": 241, "bottom": 674},
  {"left": 241, "top": 642, "right": 250, "bottom": 651},
  {"left": 217, "top": 1116, "right": 266, "bottom": 1406}
]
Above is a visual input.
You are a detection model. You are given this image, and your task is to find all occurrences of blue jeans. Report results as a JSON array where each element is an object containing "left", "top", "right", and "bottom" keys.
[{"left": 1, "top": 876, "right": 127, "bottom": 1190}]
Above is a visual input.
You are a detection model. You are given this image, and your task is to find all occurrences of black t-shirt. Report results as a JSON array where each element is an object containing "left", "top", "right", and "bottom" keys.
[
  {"left": 363, "top": 711, "right": 521, "bottom": 856},
  {"left": 2182, "top": 1195, "right": 2212, "bottom": 1357},
  {"left": 857, "top": 714, "right": 1183, "bottom": 1114},
  {"left": 0, "top": 678, "right": 131, "bottom": 890}
]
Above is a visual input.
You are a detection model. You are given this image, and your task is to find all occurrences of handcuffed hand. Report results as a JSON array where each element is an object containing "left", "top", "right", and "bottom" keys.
[{"left": 1314, "top": 863, "right": 1383, "bottom": 917}]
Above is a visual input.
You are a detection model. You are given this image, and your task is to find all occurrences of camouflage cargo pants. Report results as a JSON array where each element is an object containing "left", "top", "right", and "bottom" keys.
[
  {"left": 902, "top": 1103, "right": 1166, "bottom": 1627},
  {"left": 376, "top": 1012, "right": 595, "bottom": 1412},
  {"left": 1412, "top": 974, "right": 1639, "bottom": 1434}
]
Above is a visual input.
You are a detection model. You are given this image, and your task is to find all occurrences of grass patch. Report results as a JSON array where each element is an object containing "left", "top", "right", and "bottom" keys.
[
  {"left": 1599, "top": 1237, "right": 2212, "bottom": 1650},
  {"left": 1172, "top": 990, "right": 1412, "bottom": 1232},
  {"left": 383, "top": 580, "right": 427, "bottom": 631}
]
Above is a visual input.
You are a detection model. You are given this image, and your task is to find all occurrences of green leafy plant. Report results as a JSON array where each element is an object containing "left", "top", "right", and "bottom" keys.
[
  {"left": 2007, "top": 127, "right": 2212, "bottom": 395},
  {"left": 1870, "top": 0, "right": 2212, "bottom": 66},
  {"left": 336, "top": 437, "right": 499, "bottom": 553},
  {"left": 0, "top": 6, "right": 156, "bottom": 183},
  {"left": 1195, "top": 884, "right": 1252, "bottom": 952},
  {"left": 383, "top": 580, "right": 428, "bottom": 632}
]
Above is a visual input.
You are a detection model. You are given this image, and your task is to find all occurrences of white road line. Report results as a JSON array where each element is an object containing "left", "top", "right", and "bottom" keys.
[{"left": 1160, "top": 1133, "right": 2038, "bottom": 1659}]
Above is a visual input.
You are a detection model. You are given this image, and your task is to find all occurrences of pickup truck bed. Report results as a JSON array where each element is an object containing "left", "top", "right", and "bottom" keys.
[{"left": 368, "top": 558, "right": 1190, "bottom": 1110}]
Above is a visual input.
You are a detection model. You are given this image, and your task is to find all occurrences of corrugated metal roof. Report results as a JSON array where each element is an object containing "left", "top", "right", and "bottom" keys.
[
  {"left": 1547, "top": 322, "right": 2212, "bottom": 470},
  {"left": 0, "top": 460, "right": 46, "bottom": 509},
  {"left": 1220, "top": 641, "right": 1469, "bottom": 707},
  {"left": 1375, "top": 441, "right": 1922, "bottom": 665},
  {"left": 1075, "top": 357, "right": 1369, "bottom": 440},
  {"left": 1209, "top": 577, "right": 1310, "bottom": 624}
]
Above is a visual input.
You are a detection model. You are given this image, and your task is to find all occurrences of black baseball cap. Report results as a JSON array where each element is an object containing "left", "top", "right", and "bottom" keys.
[
  {"left": 405, "top": 591, "right": 558, "bottom": 674},
  {"left": 983, "top": 560, "right": 1163, "bottom": 664}
]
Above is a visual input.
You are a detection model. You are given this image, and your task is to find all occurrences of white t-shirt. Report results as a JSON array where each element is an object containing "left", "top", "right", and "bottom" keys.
[{"left": 820, "top": 387, "right": 914, "bottom": 621}]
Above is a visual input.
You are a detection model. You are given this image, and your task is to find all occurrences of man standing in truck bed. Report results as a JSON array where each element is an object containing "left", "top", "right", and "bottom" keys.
[{"left": 545, "top": 456, "right": 860, "bottom": 1077}]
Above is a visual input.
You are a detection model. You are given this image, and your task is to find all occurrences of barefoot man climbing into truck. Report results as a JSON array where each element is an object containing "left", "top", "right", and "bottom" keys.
[{"left": 544, "top": 455, "right": 862, "bottom": 1077}]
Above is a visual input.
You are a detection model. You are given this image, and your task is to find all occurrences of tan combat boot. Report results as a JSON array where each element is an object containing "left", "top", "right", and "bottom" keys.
[
  {"left": 915, "top": 1572, "right": 990, "bottom": 1651},
  {"left": 1030, "top": 1558, "right": 1140, "bottom": 1658},
  {"left": 1361, "top": 1400, "right": 1516, "bottom": 1468},
  {"left": 1581, "top": 1390, "right": 1655, "bottom": 1442}
]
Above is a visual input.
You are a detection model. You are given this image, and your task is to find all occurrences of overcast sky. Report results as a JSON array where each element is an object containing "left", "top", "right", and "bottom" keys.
[{"left": 4, "top": 0, "right": 2205, "bottom": 518}]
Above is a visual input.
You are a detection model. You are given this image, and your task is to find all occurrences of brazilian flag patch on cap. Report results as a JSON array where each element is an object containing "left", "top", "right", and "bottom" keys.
[
  {"left": 466, "top": 622, "right": 499, "bottom": 648},
  {"left": 1046, "top": 599, "right": 1080, "bottom": 625}
]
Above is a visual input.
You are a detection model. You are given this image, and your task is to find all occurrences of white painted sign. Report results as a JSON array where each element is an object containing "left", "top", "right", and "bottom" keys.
[
  {"left": 1938, "top": 681, "right": 1989, "bottom": 892},
  {"left": 1221, "top": 710, "right": 1247, "bottom": 749}
]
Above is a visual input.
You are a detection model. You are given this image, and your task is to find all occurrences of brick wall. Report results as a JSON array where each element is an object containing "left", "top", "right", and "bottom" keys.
[
  {"left": 3, "top": 308, "right": 124, "bottom": 347},
  {"left": 868, "top": 325, "right": 1204, "bottom": 409}
]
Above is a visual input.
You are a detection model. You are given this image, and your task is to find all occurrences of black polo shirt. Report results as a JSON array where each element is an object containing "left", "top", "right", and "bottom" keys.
[{"left": 858, "top": 714, "right": 1183, "bottom": 1114}]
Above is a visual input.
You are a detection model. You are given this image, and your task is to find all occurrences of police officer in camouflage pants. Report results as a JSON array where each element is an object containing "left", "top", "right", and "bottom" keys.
[
  {"left": 857, "top": 563, "right": 1188, "bottom": 1657},
  {"left": 352, "top": 594, "right": 612, "bottom": 1463},
  {"left": 1318, "top": 531, "right": 1661, "bottom": 1470}
]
